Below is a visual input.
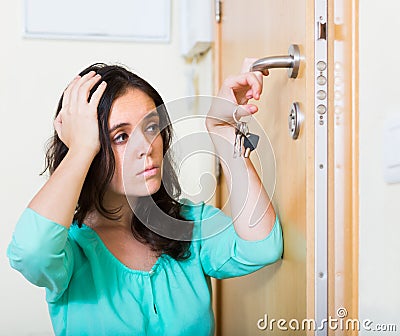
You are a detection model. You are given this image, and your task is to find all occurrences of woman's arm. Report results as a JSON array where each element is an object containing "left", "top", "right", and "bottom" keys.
[
  {"left": 7, "top": 72, "right": 106, "bottom": 299},
  {"left": 28, "top": 71, "right": 106, "bottom": 228},
  {"left": 206, "top": 71, "right": 276, "bottom": 241}
]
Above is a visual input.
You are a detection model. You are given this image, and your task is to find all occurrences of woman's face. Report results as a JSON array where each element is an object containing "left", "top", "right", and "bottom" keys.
[{"left": 107, "top": 88, "right": 163, "bottom": 198}]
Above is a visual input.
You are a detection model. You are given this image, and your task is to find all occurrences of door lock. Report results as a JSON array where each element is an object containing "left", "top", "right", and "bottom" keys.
[{"left": 288, "top": 102, "right": 303, "bottom": 140}]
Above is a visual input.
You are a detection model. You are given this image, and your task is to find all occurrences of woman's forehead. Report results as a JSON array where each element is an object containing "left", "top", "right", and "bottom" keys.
[{"left": 108, "top": 89, "right": 157, "bottom": 126}]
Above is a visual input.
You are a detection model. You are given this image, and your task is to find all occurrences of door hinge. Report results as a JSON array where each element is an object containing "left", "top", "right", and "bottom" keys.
[{"left": 215, "top": 0, "right": 222, "bottom": 23}]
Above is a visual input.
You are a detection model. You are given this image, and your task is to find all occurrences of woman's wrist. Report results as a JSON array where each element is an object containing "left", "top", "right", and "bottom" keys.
[{"left": 66, "top": 146, "right": 98, "bottom": 169}]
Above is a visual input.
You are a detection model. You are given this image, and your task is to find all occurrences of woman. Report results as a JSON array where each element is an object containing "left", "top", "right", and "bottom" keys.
[{"left": 7, "top": 63, "right": 283, "bottom": 335}]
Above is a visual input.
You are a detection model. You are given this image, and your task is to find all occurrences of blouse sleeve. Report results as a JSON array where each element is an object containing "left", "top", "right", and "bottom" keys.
[
  {"left": 7, "top": 208, "right": 76, "bottom": 302},
  {"left": 198, "top": 203, "right": 283, "bottom": 279}
]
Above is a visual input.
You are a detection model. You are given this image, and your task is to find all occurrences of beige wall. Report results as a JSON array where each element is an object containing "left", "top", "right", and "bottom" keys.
[
  {"left": 0, "top": 1, "right": 213, "bottom": 334},
  {"left": 359, "top": 1, "right": 400, "bottom": 334}
]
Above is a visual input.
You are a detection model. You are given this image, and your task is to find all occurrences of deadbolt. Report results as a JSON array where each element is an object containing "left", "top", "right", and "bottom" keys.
[{"left": 288, "top": 102, "right": 303, "bottom": 139}]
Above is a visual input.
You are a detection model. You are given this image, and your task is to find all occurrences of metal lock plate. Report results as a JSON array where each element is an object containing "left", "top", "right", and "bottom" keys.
[{"left": 288, "top": 102, "right": 302, "bottom": 139}]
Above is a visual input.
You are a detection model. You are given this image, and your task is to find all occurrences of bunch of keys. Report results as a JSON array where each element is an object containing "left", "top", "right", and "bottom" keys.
[{"left": 233, "top": 107, "right": 260, "bottom": 158}]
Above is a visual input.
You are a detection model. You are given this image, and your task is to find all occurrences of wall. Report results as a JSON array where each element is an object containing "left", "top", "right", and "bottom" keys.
[
  {"left": 359, "top": 1, "right": 400, "bottom": 334},
  {"left": 0, "top": 1, "right": 213, "bottom": 334}
]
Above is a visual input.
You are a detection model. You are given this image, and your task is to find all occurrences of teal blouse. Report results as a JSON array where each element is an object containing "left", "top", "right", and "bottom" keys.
[{"left": 7, "top": 200, "right": 283, "bottom": 336}]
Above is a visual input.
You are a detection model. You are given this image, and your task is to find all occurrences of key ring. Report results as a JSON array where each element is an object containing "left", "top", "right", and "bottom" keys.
[
  {"left": 233, "top": 106, "right": 241, "bottom": 124},
  {"left": 233, "top": 106, "right": 249, "bottom": 135}
]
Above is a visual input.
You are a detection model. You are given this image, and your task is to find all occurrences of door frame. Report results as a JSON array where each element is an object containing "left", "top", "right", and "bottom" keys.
[{"left": 327, "top": 1, "right": 359, "bottom": 335}]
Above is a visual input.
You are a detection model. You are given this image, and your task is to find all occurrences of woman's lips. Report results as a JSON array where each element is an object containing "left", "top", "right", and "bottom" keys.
[{"left": 138, "top": 167, "right": 159, "bottom": 178}]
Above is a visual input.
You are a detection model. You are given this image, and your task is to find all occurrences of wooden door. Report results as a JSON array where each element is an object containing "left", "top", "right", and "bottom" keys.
[
  {"left": 216, "top": 1, "right": 312, "bottom": 335},
  {"left": 214, "top": 0, "right": 358, "bottom": 335}
]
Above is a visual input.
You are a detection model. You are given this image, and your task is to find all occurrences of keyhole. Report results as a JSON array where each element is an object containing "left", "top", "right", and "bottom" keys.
[{"left": 290, "top": 113, "right": 296, "bottom": 133}]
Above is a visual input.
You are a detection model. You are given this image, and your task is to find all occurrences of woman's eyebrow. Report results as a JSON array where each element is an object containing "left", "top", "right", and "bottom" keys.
[
  {"left": 143, "top": 110, "right": 159, "bottom": 120},
  {"left": 108, "top": 111, "right": 158, "bottom": 134},
  {"left": 108, "top": 122, "right": 130, "bottom": 134}
]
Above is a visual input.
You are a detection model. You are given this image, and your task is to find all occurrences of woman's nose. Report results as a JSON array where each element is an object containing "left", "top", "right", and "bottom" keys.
[{"left": 135, "top": 131, "right": 154, "bottom": 158}]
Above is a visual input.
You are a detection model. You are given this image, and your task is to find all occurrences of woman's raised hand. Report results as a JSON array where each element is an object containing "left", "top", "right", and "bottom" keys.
[
  {"left": 54, "top": 71, "right": 107, "bottom": 156},
  {"left": 206, "top": 69, "right": 264, "bottom": 131}
]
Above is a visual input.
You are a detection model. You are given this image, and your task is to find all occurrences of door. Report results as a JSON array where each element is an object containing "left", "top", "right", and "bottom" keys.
[{"left": 214, "top": 0, "right": 358, "bottom": 335}]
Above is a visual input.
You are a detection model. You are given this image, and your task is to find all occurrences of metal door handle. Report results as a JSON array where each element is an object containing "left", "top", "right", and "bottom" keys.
[{"left": 250, "top": 44, "right": 300, "bottom": 78}]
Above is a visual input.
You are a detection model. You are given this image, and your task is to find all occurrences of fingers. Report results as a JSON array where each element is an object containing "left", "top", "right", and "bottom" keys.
[
  {"left": 70, "top": 71, "right": 98, "bottom": 106},
  {"left": 61, "top": 71, "right": 105, "bottom": 113},
  {"left": 78, "top": 73, "right": 103, "bottom": 103},
  {"left": 53, "top": 113, "right": 63, "bottom": 141},
  {"left": 234, "top": 104, "right": 259, "bottom": 120},
  {"left": 224, "top": 72, "right": 263, "bottom": 103},
  {"left": 89, "top": 81, "right": 107, "bottom": 107},
  {"left": 244, "top": 72, "right": 263, "bottom": 100},
  {"left": 62, "top": 76, "right": 81, "bottom": 110}
]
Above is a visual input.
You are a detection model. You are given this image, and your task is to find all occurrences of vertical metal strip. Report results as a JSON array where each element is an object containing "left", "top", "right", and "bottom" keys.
[{"left": 315, "top": 0, "right": 328, "bottom": 334}]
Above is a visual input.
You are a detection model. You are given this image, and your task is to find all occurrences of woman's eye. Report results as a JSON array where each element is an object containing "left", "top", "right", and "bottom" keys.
[
  {"left": 113, "top": 133, "right": 128, "bottom": 144},
  {"left": 146, "top": 122, "right": 160, "bottom": 134}
]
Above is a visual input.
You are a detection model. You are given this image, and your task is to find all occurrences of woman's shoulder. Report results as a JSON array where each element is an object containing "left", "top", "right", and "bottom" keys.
[
  {"left": 179, "top": 198, "right": 232, "bottom": 239},
  {"left": 179, "top": 198, "right": 204, "bottom": 220},
  {"left": 180, "top": 197, "right": 229, "bottom": 218},
  {"left": 68, "top": 222, "right": 98, "bottom": 244}
]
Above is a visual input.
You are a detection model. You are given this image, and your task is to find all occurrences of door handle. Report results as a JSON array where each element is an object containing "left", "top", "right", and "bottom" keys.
[{"left": 250, "top": 44, "right": 300, "bottom": 78}]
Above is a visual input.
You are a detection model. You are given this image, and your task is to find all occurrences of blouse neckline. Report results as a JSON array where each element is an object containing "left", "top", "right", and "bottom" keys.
[{"left": 77, "top": 223, "right": 164, "bottom": 276}]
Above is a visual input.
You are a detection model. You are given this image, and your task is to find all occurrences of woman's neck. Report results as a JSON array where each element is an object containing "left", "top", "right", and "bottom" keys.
[{"left": 84, "top": 192, "right": 137, "bottom": 230}]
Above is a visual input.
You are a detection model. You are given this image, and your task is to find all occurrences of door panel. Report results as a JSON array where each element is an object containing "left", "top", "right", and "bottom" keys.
[{"left": 216, "top": 0, "right": 315, "bottom": 335}]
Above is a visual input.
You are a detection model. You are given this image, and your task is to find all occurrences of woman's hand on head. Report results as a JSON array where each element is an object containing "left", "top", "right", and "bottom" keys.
[
  {"left": 206, "top": 65, "right": 264, "bottom": 131},
  {"left": 54, "top": 71, "right": 107, "bottom": 157}
]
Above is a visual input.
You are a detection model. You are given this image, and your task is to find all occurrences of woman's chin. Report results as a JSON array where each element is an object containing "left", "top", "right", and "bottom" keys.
[{"left": 124, "top": 181, "right": 161, "bottom": 197}]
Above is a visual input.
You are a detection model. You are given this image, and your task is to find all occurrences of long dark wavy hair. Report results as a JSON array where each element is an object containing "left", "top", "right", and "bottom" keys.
[{"left": 43, "top": 63, "right": 193, "bottom": 261}]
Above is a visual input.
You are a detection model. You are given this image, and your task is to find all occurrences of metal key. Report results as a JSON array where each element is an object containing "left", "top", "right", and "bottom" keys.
[
  {"left": 233, "top": 121, "right": 248, "bottom": 158},
  {"left": 234, "top": 127, "right": 242, "bottom": 158},
  {"left": 243, "top": 133, "right": 260, "bottom": 158}
]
